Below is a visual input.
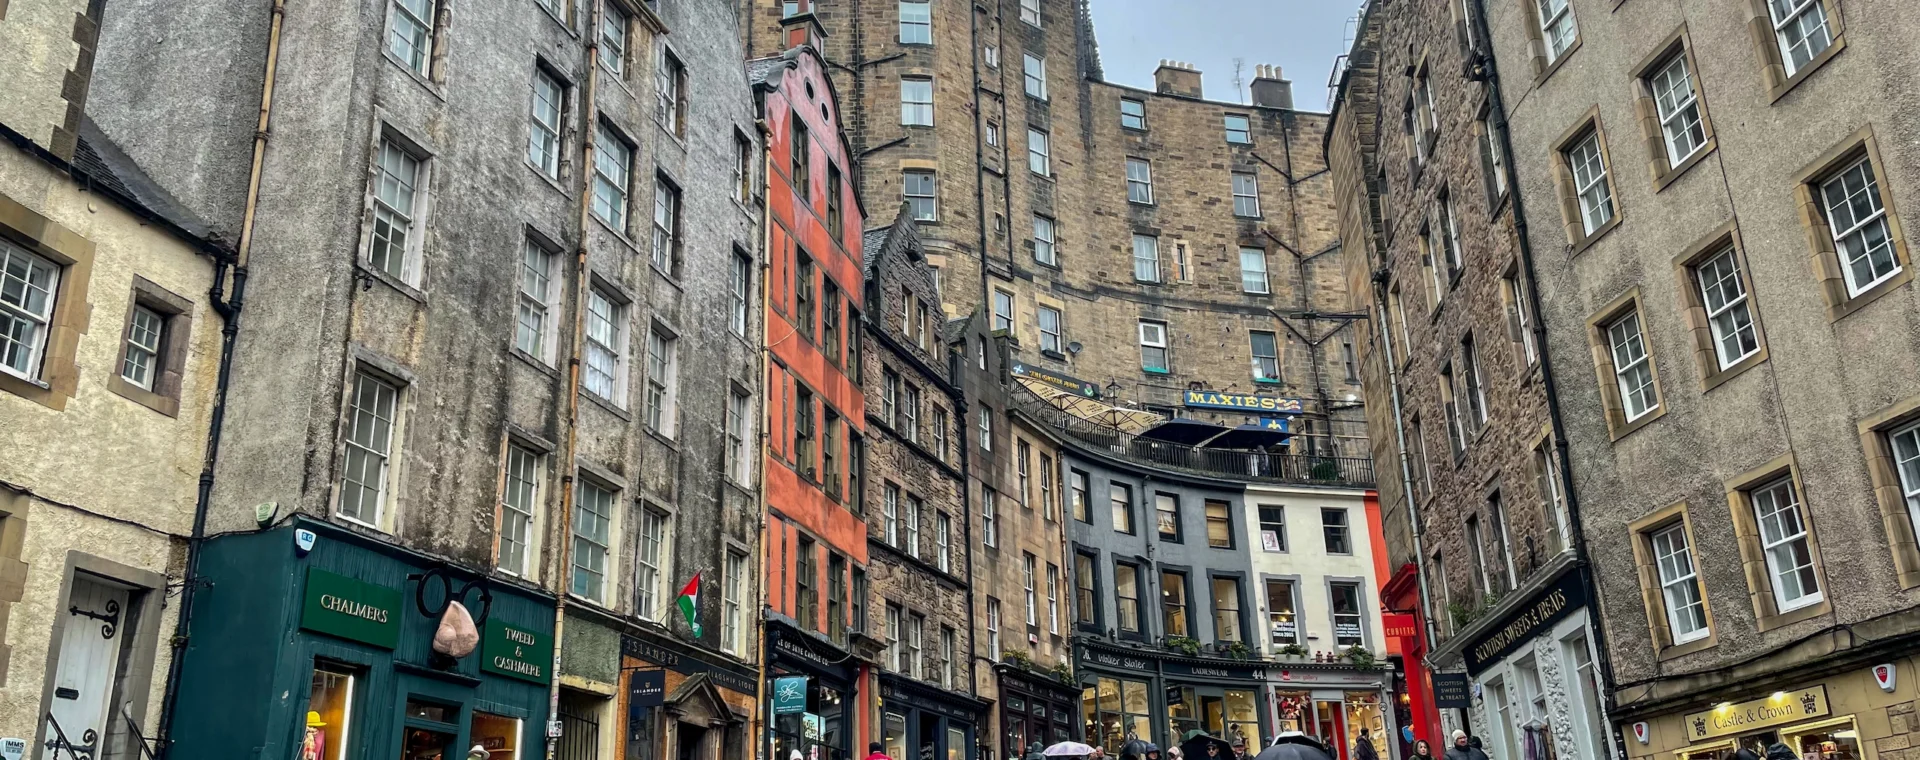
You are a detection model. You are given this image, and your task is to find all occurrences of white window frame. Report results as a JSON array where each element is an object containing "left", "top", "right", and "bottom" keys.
[
  {"left": 1696, "top": 248, "right": 1759, "bottom": 369},
  {"left": 593, "top": 122, "right": 633, "bottom": 231},
  {"left": 1649, "top": 53, "right": 1705, "bottom": 168},
  {"left": 1125, "top": 158, "right": 1154, "bottom": 204},
  {"left": 635, "top": 507, "right": 670, "bottom": 619},
  {"left": 585, "top": 285, "right": 628, "bottom": 406},
  {"left": 730, "top": 251, "right": 752, "bottom": 337},
  {"left": 901, "top": 78, "right": 934, "bottom": 126},
  {"left": 979, "top": 407, "right": 993, "bottom": 451},
  {"left": 992, "top": 289, "right": 1013, "bottom": 331},
  {"left": 986, "top": 600, "right": 1002, "bottom": 660},
  {"left": 1481, "top": 117, "right": 1509, "bottom": 196},
  {"left": 936, "top": 512, "right": 952, "bottom": 572},
  {"left": 898, "top": 0, "right": 931, "bottom": 44},
  {"left": 905, "top": 495, "right": 922, "bottom": 558},
  {"left": 600, "top": 4, "right": 629, "bottom": 76},
  {"left": 1651, "top": 521, "right": 1709, "bottom": 644},
  {"left": 1752, "top": 477, "right": 1822, "bottom": 611},
  {"left": 1606, "top": 311, "right": 1657, "bottom": 422},
  {"left": 1027, "top": 129, "right": 1051, "bottom": 176},
  {"left": 1232, "top": 172, "right": 1261, "bottom": 217},
  {"left": 1139, "top": 320, "right": 1169, "bottom": 373},
  {"left": 1120, "top": 98, "right": 1146, "bottom": 130},
  {"left": 387, "top": 0, "right": 434, "bottom": 76},
  {"left": 982, "top": 487, "right": 998, "bottom": 547},
  {"left": 1132, "top": 234, "right": 1160, "bottom": 283},
  {"left": 1038, "top": 306, "right": 1062, "bottom": 354},
  {"left": 1439, "top": 192, "right": 1463, "bottom": 281},
  {"left": 1821, "top": 157, "right": 1902, "bottom": 297},
  {"left": 1537, "top": 0, "right": 1577, "bottom": 64},
  {"left": 572, "top": 479, "right": 615, "bottom": 603},
  {"left": 1019, "top": 0, "right": 1041, "bottom": 27},
  {"left": 1568, "top": 131, "right": 1614, "bottom": 235},
  {"left": 884, "top": 483, "right": 902, "bottom": 546},
  {"left": 656, "top": 47, "right": 686, "bottom": 135},
  {"left": 366, "top": 135, "right": 427, "bottom": 285},
  {"left": 517, "top": 239, "right": 557, "bottom": 363},
  {"left": 498, "top": 444, "right": 543, "bottom": 577},
  {"left": 1033, "top": 214, "right": 1057, "bottom": 266},
  {"left": 1023, "top": 554, "right": 1039, "bottom": 625},
  {"left": 0, "top": 243, "right": 59, "bottom": 381},
  {"left": 1023, "top": 53, "right": 1048, "bottom": 100},
  {"left": 727, "top": 388, "right": 754, "bottom": 485},
  {"left": 722, "top": 549, "right": 748, "bottom": 654},
  {"left": 904, "top": 170, "right": 938, "bottom": 221},
  {"left": 1768, "top": 0, "right": 1833, "bottom": 77},
  {"left": 339, "top": 368, "right": 402, "bottom": 530},
  {"left": 1225, "top": 114, "right": 1252, "bottom": 144},
  {"left": 1239, "top": 247, "right": 1270, "bottom": 294},
  {"left": 1250, "top": 331, "right": 1279, "bottom": 382},
  {"left": 120, "top": 305, "right": 164, "bottom": 390},
  {"left": 529, "top": 66, "right": 564, "bottom": 179},
  {"left": 651, "top": 177, "right": 679, "bottom": 272},
  {"left": 644, "top": 327, "right": 678, "bottom": 436}
]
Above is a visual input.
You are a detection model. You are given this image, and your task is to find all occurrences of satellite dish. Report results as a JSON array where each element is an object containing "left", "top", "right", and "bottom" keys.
[{"left": 1067, "top": 342, "right": 1084, "bottom": 354}]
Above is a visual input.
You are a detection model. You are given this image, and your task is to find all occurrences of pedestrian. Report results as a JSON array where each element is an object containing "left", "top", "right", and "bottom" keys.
[
  {"left": 1355, "top": 729, "right": 1380, "bottom": 760},
  {"left": 866, "top": 742, "right": 893, "bottom": 760},
  {"left": 1412, "top": 739, "right": 1435, "bottom": 760},
  {"left": 1145, "top": 743, "right": 1163, "bottom": 760},
  {"left": 1731, "top": 747, "right": 1762, "bottom": 760},
  {"left": 1467, "top": 736, "right": 1491, "bottom": 760},
  {"left": 1765, "top": 743, "right": 1798, "bottom": 760},
  {"left": 1444, "top": 730, "right": 1473, "bottom": 760},
  {"left": 1168, "top": 747, "right": 1184, "bottom": 760}
]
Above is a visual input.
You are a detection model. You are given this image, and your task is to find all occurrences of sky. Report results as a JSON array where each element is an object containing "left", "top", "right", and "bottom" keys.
[{"left": 1087, "top": 0, "right": 1367, "bottom": 112}]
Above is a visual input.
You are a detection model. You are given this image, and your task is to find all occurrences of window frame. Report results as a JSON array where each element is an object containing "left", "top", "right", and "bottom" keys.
[
  {"left": 498, "top": 443, "right": 545, "bottom": 579},
  {"left": 1023, "top": 53, "right": 1048, "bottom": 100},
  {"left": 1231, "top": 172, "right": 1261, "bottom": 218},
  {"left": 571, "top": 476, "right": 617, "bottom": 604},
  {"left": 1249, "top": 330, "right": 1280, "bottom": 383},
  {"left": 898, "top": 0, "right": 932, "bottom": 44},
  {"left": 1586, "top": 292, "right": 1665, "bottom": 438},
  {"left": 1553, "top": 115, "right": 1619, "bottom": 251},
  {"left": 900, "top": 77, "right": 935, "bottom": 127},
  {"left": 1131, "top": 234, "right": 1161, "bottom": 284},
  {"left": 1321, "top": 507, "right": 1351, "bottom": 555},
  {"left": 1027, "top": 128, "right": 1051, "bottom": 177},
  {"left": 338, "top": 365, "right": 406, "bottom": 531},
  {"left": 1038, "top": 305, "right": 1063, "bottom": 355},
  {"left": 528, "top": 64, "right": 567, "bottom": 180},
  {"left": 1792, "top": 128, "right": 1911, "bottom": 320},
  {"left": 1239, "top": 247, "right": 1270, "bottom": 294},
  {"left": 592, "top": 120, "right": 635, "bottom": 233},
  {"left": 363, "top": 131, "right": 430, "bottom": 287},
  {"left": 1724, "top": 456, "right": 1829, "bottom": 630},
  {"left": 651, "top": 174, "right": 682, "bottom": 274},
  {"left": 1125, "top": 158, "right": 1154, "bottom": 205},
  {"left": 1137, "top": 320, "right": 1169, "bottom": 374},
  {"left": 583, "top": 281, "right": 630, "bottom": 407},
  {"left": 904, "top": 170, "right": 938, "bottom": 222},
  {"left": 1120, "top": 98, "right": 1147, "bottom": 131},
  {"left": 386, "top": 0, "right": 437, "bottom": 78},
  {"left": 1224, "top": 114, "right": 1252, "bottom": 145}
]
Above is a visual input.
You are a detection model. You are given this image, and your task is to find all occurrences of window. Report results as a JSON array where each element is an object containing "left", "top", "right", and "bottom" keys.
[
  {"left": 795, "top": 537, "right": 817, "bottom": 628},
  {"left": 1173, "top": 242, "right": 1192, "bottom": 283},
  {"left": 1211, "top": 577, "right": 1243, "bottom": 642},
  {"left": 1420, "top": 225, "right": 1441, "bottom": 309},
  {"left": 584, "top": 286, "right": 625, "bottom": 405},
  {"left": 1155, "top": 493, "right": 1180, "bottom": 542},
  {"left": 901, "top": 78, "right": 934, "bottom": 126},
  {"left": 1767, "top": 0, "right": 1832, "bottom": 76},
  {"left": 1023, "top": 54, "right": 1047, "bottom": 100},
  {"left": 635, "top": 508, "right": 668, "bottom": 619},
  {"left": 1695, "top": 248, "right": 1759, "bottom": 368},
  {"left": 795, "top": 386, "right": 816, "bottom": 476},
  {"left": 1606, "top": 310, "right": 1658, "bottom": 421},
  {"left": 726, "top": 389, "right": 753, "bottom": 484},
  {"left": 1536, "top": 0, "right": 1577, "bottom": 64},
  {"left": 986, "top": 599, "right": 1002, "bottom": 660},
  {"left": 1132, "top": 235, "right": 1160, "bottom": 283},
  {"left": 644, "top": 328, "right": 678, "bottom": 434},
  {"left": 886, "top": 604, "right": 903, "bottom": 669},
  {"left": 1440, "top": 364, "right": 1464, "bottom": 456},
  {"left": 1438, "top": 191, "right": 1463, "bottom": 282},
  {"left": 651, "top": 177, "right": 680, "bottom": 272},
  {"left": 1489, "top": 492, "right": 1515, "bottom": 591},
  {"left": 572, "top": 480, "right": 613, "bottom": 602},
  {"left": 1105, "top": 487, "right": 1128, "bottom": 533},
  {"left": 982, "top": 485, "right": 998, "bottom": 547},
  {"left": 1044, "top": 564, "right": 1061, "bottom": 633},
  {"left": 940, "top": 626, "right": 956, "bottom": 688},
  {"left": 1413, "top": 68, "right": 1437, "bottom": 150},
  {"left": 1125, "top": 158, "right": 1154, "bottom": 204},
  {"left": 1500, "top": 269, "right": 1537, "bottom": 366},
  {"left": 829, "top": 553, "right": 847, "bottom": 642},
  {"left": 1321, "top": 508, "right": 1350, "bottom": 554},
  {"left": 1343, "top": 341, "right": 1358, "bottom": 383},
  {"left": 600, "top": 4, "right": 629, "bottom": 75},
  {"left": 1074, "top": 553, "right": 1097, "bottom": 624},
  {"left": 1138, "top": 321, "right": 1169, "bottom": 373},
  {"left": 936, "top": 513, "right": 952, "bottom": 572},
  {"left": 729, "top": 251, "right": 752, "bottom": 338},
  {"left": 1147, "top": 570, "right": 1186, "bottom": 638},
  {"left": 656, "top": 49, "right": 686, "bottom": 135},
  {"left": 1027, "top": 129, "right": 1050, "bottom": 176},
  {"left": 1239, "top": 248, "right": 1270, "bottom": 294},
  {"left": 1265, "top": 579, "right": 1297, "bottom": 645},
  {"left": 904, "top": 171, "right": 937, "bottom": 221},
  {"left": 1120, "top": 98, "right": 1146, "bottom": 129},
  {"left": 1894, "top": 423, "right": 1920, "bottom": 551},
  {"left": 735, "top": 132, "right": 755, "bottom": 204},
  {"left": 902, "top": 384, "right": 921, "bottom": 443},
  {"left": 1072, "top": 470, "right": 1091, "bottom": 522},
  {"left": 0, "top": 244, "right": 58, "bottom": 380},
  {"left": 1820, "top": 157, "right": 1902, "bottom": 297},
  {"left": 822, "top": 409, "right": 842, "bottom": 499},
  {"left": 1232, "top": 172, "right": 1260, "bottom": 217},
  {"left": 1038, "top": 306, "right": 1062, "bottom": 354},
  {"left": 387, "top": 0, "right": 434, "bottom": 75},
  {"left": 884, "top": 482, "right": 901, "bottom": 546},
  {"left": 1752, "top": 477, "right": 1821, "bottom": 611},
  {"left": 340, "top": 369, "right": 401, "bottom": 527},
  {"left": 499, "top": 445, "right": 541, "bottom": 576},
  {"left": 908, "top": 612, "right": 925, "bottom": 679},
  {"left": 992, "top": 289, "right": 1013, "bottom": 331},
  {"left": 1330, "top": 582, "right": 1364, "bottom": 648},
  {"left": 1536, "top": 440, "right": 1569, "bottom": 553},
  {"left": 898, "top": 0, "right": 931, "bottom": 44},
  {"left": 1430, "top": 551, "right": 1451, "bottom": 634},
  {"left": 791, "top": 116, "right": 811, "bottom": 201},
  {"left": 1205, "top": 501, "right": 1233, "bottom": 548},
  {"left": 1649, "top": 53, "right": 1705, "bottom": 167},
  {"left": 366, "top": 137, "right": 424, "bottom": 283},
  {"left": 529, "top": 67, "right": 565, "bottom": 178},
  {"left": 828, "top": 165, "right": 844, "bottom": 239},
  {"left": 1019, "top": 0, "right": 1040, "bottom": 26},
  {"left": 1462, "top": 335, "right": 1487, "bottom": 431},
  {"left": 719, "top": 551, "right": 746, "bottom": 653},
  {"left": 1257, "top": 506, "right": 1287, "bottom": 552},
  {"left": 1224, "top": 114, "right": 1251, "bottom": 144},
  {"left": 932, "top": 406, "right": 949, "bottom": 460},
  {"left": 906, "top": 495, "right": 923, "bottom": 558},
  {"left": 1566, "top": 130, "right": 1614, "bottom": 236},
  {"left": 852, "top": 568, "right": 867, "bottom": 633},
  {"left": 795, "top": 252, "right": 815, "bottom": 341},
  {"left": 1024, "top": 553, "right": 1039, "bottom": 625},
  {"left": 593, "top": 123, "right": 632, "bottom": 230},
  {"left": 515, "top": 240, "right": 557, "bottom": 361},
  {"left": 1404, "top": 101, "right": 1428, "bottom": 165},
  {"left": 1651, "top": 522, "right": 1709, "bottom": 643},
  {"left": 1114, "top": 563, "right": 1140, "bottom": 632},
  {"left": 881, "top": 369, "right": 900, "bottom": 428},
  {"left": 985, "top": 121, "right": 1000, "bottom": 146},
  {"left": 1480, "top": 116, "right": 1509, "bottom": 197},
  {"left": 1040, "top": 454, "right": 1057, "bottom": 520},
  {"left": 115, "top": 304, "right": 165, "bottom": 390},
  {"left": 979, "top": 406, "right": 993, "bottom": 451},
  {"left": 1467, "top": 515, "right": 1490, "bottom": 595},
  {"left": 1015, "top": 440, "right": 1033, "bottom": 506}
]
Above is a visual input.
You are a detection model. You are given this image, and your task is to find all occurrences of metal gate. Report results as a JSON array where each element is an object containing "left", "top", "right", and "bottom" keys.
[{"left": 557, "top": 702, "right": 602, "bottom": 760}]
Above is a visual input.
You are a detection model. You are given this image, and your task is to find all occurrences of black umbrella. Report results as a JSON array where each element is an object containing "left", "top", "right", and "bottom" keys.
[
  {"left": 1199, "top": 423, "right": 1293, "bottom": 450},
  {"left": 1139, "top": 418, "right": 1230, "bottom": 445},
  {"left": 1178, "top": 733, "right": 1237, "bottom": 760},
  {"left": 1254, "top": 734, "right": 1334, "bottom": 760},
  {"left": 1122, "top": 739, "right": 1154, "bottom": 760}
]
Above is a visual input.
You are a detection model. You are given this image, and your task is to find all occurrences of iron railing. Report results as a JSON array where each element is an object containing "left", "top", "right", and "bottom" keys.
[
  {"left": 43, "top": 713, "right": 96, "bottom": 760},
  {"left": 1011, "top": 386, "right": 1376, "bottom": 488}
]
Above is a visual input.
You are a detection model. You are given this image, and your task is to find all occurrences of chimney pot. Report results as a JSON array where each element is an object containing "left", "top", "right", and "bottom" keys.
[{"left": 1153, "top": 59, "right": 1204, "bottom": 98}]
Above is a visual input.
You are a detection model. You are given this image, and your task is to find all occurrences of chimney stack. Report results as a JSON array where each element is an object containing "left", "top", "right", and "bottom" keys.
[
  {"left": 1153, "top": 60, "right": 1204, "bottom": 99},
  {"left": 1250, "top": 63, "right": 1294, "bottom": 110},
  {"left": 781, "top": 10, "right": 828, "bottom": 51}
]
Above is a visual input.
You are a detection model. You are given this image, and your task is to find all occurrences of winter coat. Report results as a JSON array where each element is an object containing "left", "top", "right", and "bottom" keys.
[
  {"left": 1354, "top": 737, "right": 1379, "bottom": 760},
  {"left": 865, "top": 751, "right": 893, "bottom": 760},
  {"left": 1444, "top": 745, "right": 1474, "bottom": 760},
  {"left": 1765, "top": 744, "right": 1798, "bottom": 760}
]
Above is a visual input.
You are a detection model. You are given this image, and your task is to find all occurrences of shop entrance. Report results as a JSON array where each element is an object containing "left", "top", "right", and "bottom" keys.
[{"left": 679, "top": 723, "right": 709, "bottom": 760}]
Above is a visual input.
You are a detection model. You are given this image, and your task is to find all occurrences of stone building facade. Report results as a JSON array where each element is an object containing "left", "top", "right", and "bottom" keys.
[
  {"left": 859, "top": 211, "right": 990, "bottom": 760},
  {"left": 1328, "top": 1, "right": 1609, "bottom": 757},
  {"left": 741, "top": 0, "right": 1368, "bottom": 459},
  {"left": 0, "top": 1, "right": 228, "bottom": 749},
  {"left": 1480, "top": 1, "right": 1920, "bottom": 759},
  {"left": 86, "top": 0, "right": 765, "bottom": 754}
]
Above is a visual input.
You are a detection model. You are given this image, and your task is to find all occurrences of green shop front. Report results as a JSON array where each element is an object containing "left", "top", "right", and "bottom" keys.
[{"left": 169, "top": 518, "right": 556, "bottom": 760}]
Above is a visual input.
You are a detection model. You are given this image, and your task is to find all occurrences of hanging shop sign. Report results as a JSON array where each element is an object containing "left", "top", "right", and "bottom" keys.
[
  {"left": 773, "top": 676, "right": 810, "bottom": 714},
  {"left": 1257, "top": 417, "right": 1291, "bottom": 433},
  {"left": 630, "top": 670, "right": 667, "bottom": 709},
  {"left": 1011, "top": 362, "right": 1101, "bottom": 398},
  {"left": 1465, "top": 569, "right": 1588, "bottom": 674},
  {"left": 300, "top": 569, "right": 402, "bottom": 649},
  {"left": 481, "top": 619, "right": 553, "bottom": 684},
  {"left": 1684, "top": 687, "right": 1830, "bottom": 741},
  {"left": 1430, "top": 674, "right": 1471, "bottom": 709},
  {"left": 1182, "top": 390, "right": 1303, "bottom": 414}
]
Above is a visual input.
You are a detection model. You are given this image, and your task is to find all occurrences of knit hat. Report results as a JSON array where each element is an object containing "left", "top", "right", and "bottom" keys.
[{"left": 1451, "top": 731, "right": 1467, "bottom": 743}]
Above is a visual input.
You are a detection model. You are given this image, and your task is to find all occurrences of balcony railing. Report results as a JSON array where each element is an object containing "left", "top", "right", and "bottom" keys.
[{"left": 1010, "top": 385, "right": 1376, "bottom": 488}]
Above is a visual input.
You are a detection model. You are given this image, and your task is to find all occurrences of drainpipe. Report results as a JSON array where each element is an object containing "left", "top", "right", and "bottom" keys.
[
  {"left": 1462, "top": 2, "right": 1621, "bottom": 756},
  {"left": 968, "top": 6, "right": 992, "bottom": 315},
  {"left": 752, "top": 117, "right": 775, "bottom": 760},
  {"left": 154, "top": 0, "right": 279, "bottom": 754},
  {"left": 1369, "top": 275, "right": 1438, "bottom": 660},
  {"left": 544, "top": 0, "right": 604, "bottom": 755}
]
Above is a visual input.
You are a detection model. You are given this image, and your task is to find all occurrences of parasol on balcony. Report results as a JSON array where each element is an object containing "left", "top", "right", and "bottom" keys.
[{"left": 1015, "top": 376, "right": 1163, "bottom": 432}]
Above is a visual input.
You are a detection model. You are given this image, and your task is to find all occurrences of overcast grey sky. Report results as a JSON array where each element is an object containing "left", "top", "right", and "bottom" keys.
[{"left": 1088, "top": 0, "right": 1366, "bottom": 112}]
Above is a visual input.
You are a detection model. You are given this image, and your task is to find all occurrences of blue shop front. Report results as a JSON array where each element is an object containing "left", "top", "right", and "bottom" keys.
[{"left": 169, "top": 518, "right": 556, "bottom": 759}]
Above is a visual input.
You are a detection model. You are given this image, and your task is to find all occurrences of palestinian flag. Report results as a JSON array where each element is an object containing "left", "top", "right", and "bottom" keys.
[{"left": 677, "top": 572, "right": 703, "bottom": 637}]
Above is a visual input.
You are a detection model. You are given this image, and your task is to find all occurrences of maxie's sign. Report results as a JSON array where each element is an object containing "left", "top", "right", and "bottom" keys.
[
  {"left": 1684, "top": 687, "right": 1830, "bottom": 741},
  {"left": 1182, "top": 390, "right": 1303, "bottom": 414}
]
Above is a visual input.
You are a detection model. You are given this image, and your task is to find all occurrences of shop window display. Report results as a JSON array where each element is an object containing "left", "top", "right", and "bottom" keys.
[
  {"left": 472, "top": 712, "right": 523, "bottom": 760},
  {"left": 1083, "top": 678, "right": 1151, "bottom": 754},
  {"left": 1274, "top": 692, "right": 1312, "bottom": 735},
  {"left": 774, "top": 678, "right": 848, "bottom": 760},
  {"left": 302, "top": 667, "right": 357, "bottom": 760}
]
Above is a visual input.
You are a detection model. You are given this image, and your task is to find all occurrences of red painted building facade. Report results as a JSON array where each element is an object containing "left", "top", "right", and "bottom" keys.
[{"left": 752, "top": 20, "right": 876, "bottom": 760}]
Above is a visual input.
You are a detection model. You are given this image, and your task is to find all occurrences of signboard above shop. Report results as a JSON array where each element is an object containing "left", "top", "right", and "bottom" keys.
[
  {"left": 1011, "top": 362, "right": 1101, "bottom": 398},
  {"left": 482, "top": 619, "right": 553, "bottom": 684},
  {"left": 300, "top": 568, "right": 402, "bottom": 649},
  {"left": 1465, "top": 568, "right": 1589, "bottom": 674},
  {"left": 1182, "top": 390, "right": 1304, "bottom": 414},
  {"left": 1684, "top": 687, "right": 1831, "bottom": 741}
]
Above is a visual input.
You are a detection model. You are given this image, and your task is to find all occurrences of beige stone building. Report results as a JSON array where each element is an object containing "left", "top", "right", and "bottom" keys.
[
  {"left": 1480, "top": 0, "right": 1920, "bottom": 759},
  {"left": 0, "top": 0, "right": 229, "bottom": 752}
]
